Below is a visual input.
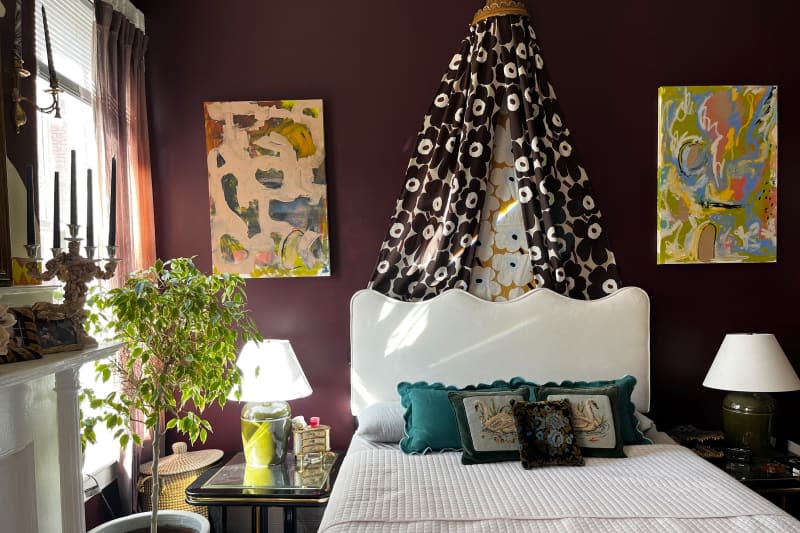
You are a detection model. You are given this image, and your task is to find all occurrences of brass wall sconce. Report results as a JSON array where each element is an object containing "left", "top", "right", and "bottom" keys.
[{"left": 12, "top": 5, "right": 63, "bottom": 133}]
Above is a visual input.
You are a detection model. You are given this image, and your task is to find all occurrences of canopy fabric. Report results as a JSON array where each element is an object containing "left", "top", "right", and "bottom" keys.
[{"left": 369, "top": 4, "right": 621, "bottom": 302}]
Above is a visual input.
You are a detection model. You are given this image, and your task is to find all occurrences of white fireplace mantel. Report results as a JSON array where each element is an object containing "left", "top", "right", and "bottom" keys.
[
  {"left": 0, "top": 343, "right": 121, "bottom": 389},
  {"left": 0, "top": 343, "right": 122, "bottom": 533},
  {"left": 1, "top": 285, "right": 122, "bottom": 533}
]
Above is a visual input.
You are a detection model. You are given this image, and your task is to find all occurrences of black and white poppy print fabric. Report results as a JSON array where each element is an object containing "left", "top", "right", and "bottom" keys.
[{"left": 369, "top": 14, "right": 621, "bottom": 302}]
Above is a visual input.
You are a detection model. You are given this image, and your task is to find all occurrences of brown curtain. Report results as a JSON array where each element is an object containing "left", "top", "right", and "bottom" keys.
[{"left": 94, "top": 0, "right": 157, "bottom": 514}]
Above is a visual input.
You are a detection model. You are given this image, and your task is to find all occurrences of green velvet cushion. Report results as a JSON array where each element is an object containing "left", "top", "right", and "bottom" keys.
[
  {"left": 448, "top": 387, "right": 531, "bottom": 465},
  {"left": 510, "top": 374, "right": 651, "bottom": 445},
  {"left": 535, "top": 384, "right": 626, "bottom": 458},
  {"left": 511, "top": 399, "right": 584, "bottom": 469},
  {"left": 397, "top": 380, "right": 515, "bottom": 454}
]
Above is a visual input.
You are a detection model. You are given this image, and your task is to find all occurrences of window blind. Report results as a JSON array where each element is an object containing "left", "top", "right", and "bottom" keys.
[{"left": 34, "top": 0, "right": 94, "bottom": 101}]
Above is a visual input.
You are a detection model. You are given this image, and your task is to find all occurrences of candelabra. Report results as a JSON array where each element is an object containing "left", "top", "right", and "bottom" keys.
[{"left": 24, "top": 224, "right": 120, "bottom": 347}]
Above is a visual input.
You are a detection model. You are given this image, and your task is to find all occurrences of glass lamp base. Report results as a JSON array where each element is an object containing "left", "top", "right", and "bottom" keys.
[{"left": 241, "top": 401, "right": 291, "bottom": 466}]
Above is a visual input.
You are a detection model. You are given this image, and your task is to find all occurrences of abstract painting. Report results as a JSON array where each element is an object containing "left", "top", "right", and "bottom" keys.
[
  {"left": 657, "top": 86, "right": 777, "bottom": 264},
  {"left": 204, "top": 100, "right": 330, "bottom": 277}
]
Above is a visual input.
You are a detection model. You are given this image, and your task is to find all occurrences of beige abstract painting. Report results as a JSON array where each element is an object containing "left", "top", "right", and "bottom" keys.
[{"left": 204, "top": 99, "right": 330, "bottom": 277}]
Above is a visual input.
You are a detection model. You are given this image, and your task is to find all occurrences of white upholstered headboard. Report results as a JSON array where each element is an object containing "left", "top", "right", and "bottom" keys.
[{"left": 350, "top": 286, "right": 650, "bottom": 414}]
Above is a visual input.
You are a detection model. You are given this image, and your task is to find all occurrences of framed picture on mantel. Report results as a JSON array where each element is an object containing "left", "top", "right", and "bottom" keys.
[{"left": 9, "top": 307, "right": 79, "bottom": 356}]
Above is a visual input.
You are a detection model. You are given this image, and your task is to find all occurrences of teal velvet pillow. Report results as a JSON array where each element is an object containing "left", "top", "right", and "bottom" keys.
[
  {"left": 397, "top": 380, "right": 515, "bottom": 454},
  {"left": 535, "top": 384, "right": 626, "bottom": 458},
  {"left": 510, "top": 374, "right": 651, "bottom": 445},
  {"left": 448, "top": 387, "right": 531, "bottom": 465}
]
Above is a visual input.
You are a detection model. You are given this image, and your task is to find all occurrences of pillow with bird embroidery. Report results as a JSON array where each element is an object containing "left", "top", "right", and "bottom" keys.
[
  {"left": 511, "top": 375, "right": 651, "bottom": 445},
  {"left": 535, "top": 384, "right": 626, "bottom": 458},
  {"left": 447, "top": 387, "right": 530, "bottom": 464}
]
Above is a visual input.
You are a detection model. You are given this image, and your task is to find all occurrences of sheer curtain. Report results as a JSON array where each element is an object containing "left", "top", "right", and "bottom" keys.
[{"left": 93, "top": 0, "right": 157, "bottom": 514}]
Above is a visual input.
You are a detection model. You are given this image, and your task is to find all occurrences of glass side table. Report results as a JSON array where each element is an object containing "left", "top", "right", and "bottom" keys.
[
  {"left": 723, "top": 453, "right": 800, "bottom": 519},
  {"left": 185, "top": 451, "right": 341, "bottom": 533}
]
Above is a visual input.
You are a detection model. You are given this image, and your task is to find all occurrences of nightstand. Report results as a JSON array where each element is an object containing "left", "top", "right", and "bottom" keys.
[
  {"left": 667, "top": 426, "right": 800, "bottom": 519},
  {"left": 722, "top": 453, "right": 800, "bottom": 518},
  {"left": 185, "top": 451, "right": 342, "bottom": 533}
]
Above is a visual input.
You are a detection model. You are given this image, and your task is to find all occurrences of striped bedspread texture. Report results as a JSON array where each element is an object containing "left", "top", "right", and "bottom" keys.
[{"left": 319, "top": 442, "right": 799, "bottom": 532}]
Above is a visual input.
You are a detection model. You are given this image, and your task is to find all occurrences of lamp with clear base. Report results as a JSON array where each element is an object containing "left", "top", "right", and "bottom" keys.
[{"left": 230, "top": 340, "right": 312, "bottom": 467}]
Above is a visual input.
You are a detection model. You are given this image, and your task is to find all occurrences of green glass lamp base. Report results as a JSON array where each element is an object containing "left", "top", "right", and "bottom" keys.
[
  {"left": 241, "top": 401, "right": 291, "bottom": 466},
  {"left": 722, "top": 391, "right": 776, "bottom": 455}
]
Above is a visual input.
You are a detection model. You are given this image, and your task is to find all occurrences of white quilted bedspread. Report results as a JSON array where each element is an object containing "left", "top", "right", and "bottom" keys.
[{"left": 319, "top": 444, "right": 800, "bottom": 532}]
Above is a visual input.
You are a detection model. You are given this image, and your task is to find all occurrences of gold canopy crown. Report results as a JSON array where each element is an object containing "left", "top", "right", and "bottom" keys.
[{"left": 472, "top": 0, "right": 529, "bottom": 25}]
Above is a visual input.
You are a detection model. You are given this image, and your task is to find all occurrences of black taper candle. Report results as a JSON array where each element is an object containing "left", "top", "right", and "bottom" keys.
[
  {"left": 53, "top": 171, "right": 60, "bottom": 249},
  {"left": 108, "top": 157, "right": 117, "bottom": 247},
  {"left": 25, "top": 165, "right": 35, "bottom": 245},
  {"left": 41, "top": 6, "right": 57, "bottom": 86},
  {"left": 70, "top": 150, "right": 77, "bottom": 226},
  {"left": 86, "top": 169, "right": 93, "bottom": 246},
  {"left": 13, "top": 0, "right": 23, "bottom": 61}
]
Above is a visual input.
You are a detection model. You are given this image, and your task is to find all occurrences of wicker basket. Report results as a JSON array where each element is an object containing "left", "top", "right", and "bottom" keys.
[{"left": 137, "top": 442, "right": 222, "bottom": 516}]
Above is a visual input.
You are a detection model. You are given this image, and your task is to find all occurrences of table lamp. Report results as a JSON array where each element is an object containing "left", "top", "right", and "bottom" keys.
[
  {"left": 230, "top": 340, "right": 312, "bottom": 466},
  {"left": 703, "top": 333, "right": 800, "bottom": 454}
]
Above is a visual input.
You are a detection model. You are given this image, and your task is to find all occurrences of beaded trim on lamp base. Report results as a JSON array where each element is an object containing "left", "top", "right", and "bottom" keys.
[{"left": 472, "top": 0, "right": 529, "bottom": 25}]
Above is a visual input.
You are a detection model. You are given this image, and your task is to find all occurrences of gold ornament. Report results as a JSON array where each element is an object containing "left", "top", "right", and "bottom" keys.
[{"left": 472, "top": 0, "right": 529, "bottom": 25}]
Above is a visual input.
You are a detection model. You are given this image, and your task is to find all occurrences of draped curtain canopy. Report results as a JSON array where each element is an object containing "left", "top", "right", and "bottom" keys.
[{"left": 369, "top": 0, "right": 621, "bottom": 302}]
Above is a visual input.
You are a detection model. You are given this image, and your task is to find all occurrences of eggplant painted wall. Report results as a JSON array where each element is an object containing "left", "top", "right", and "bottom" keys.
[
  {"left": 138, "top": 0, "right": 800, "bottom": 452},
  {"left": 1, "top": 1, "right": 39, "bottom": 200}
]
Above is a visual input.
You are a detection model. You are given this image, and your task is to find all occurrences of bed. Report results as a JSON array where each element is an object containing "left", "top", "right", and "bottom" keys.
[{"left": 319, "top": 287, "right": 800, "bottom": 532}]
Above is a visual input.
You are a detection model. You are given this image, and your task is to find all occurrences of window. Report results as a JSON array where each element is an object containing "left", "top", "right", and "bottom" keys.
[
  {"left": 35, "top": 0, "right": 117, "bottom": 483},
  {"left": 35, "top": 0, "right": 101, "bottom": 262}
]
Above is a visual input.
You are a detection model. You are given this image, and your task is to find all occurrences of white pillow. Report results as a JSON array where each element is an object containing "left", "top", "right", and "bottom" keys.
[
  {"left": 634, "top": 411, "right": 654, "bottom": 433},
  {"left": 355, "top": 402, "right": 406, "bottom": 442}
]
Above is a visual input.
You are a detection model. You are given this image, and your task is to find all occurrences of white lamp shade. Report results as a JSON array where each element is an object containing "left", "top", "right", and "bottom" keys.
[
  {"left": 703, "top": 333, "right": 800, "bottom": 393},
  {"left": 230, "top": 340, "right": 313, "bottom": 402}
]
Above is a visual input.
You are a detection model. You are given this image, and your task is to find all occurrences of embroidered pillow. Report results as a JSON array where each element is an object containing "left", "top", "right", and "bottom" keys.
[
  {"left": 511, "top": 374, "right": 651, "bottom": 444},
  {"left": 536, "top": 384, "right": 626, "bottom": 458},
  {"left": 448, "top": 387, "right": 530, "bottom": 465},
  {"left": 511, "top": 399, "right": 584, "bottom": 469},
  {"left": 397, "top": 380, "right": 514, "bottom": 454}
]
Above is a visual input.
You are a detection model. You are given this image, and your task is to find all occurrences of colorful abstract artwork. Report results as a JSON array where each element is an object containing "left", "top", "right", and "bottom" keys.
[
  {"left": 657, "top": 86, "right": 777, "bottom": 264},
  {"left": 204, "top": 100, "right": 330, "bottom": 277}
]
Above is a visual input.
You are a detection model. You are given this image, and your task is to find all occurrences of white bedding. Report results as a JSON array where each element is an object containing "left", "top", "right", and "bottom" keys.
[{"left": 320, "top": 438, "right": 799, "bottom": 533}]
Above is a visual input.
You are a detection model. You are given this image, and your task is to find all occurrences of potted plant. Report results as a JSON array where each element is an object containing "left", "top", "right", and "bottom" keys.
[{"left": 84, "top": 257, "right": 261, "bottom": 533}]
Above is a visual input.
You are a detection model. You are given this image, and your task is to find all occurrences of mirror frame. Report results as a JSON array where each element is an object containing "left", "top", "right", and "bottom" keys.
[{"left": 0, "top": 46, "right": 12, "bottom": 287}]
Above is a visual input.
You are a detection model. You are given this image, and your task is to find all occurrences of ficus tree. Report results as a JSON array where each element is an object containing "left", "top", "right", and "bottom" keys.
[{"left": 85, "top": 257, "right": 261, "bottom": 533}]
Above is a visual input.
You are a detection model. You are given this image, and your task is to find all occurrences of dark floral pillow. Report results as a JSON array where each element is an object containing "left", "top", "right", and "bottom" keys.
[{"left": 511, "top": 399, "right": 584, "bottom": 469}]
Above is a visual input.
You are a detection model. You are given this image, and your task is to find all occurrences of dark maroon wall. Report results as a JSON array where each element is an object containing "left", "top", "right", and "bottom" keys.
[
  {"left": 1, "top": 0, "right": 39, "bottom": 186},
  {"left": 138, "top": 0, "right": 800, "bottom": 451}
]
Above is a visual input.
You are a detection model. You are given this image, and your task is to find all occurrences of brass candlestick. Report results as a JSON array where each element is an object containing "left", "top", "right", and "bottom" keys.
[{"left": 24, "top": 224, "right": 120, "bottom": 347}]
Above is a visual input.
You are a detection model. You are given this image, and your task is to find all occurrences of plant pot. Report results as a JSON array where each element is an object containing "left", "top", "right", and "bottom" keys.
[{"left": 87, "top": 510, "right": 210, "bottom": 533}]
